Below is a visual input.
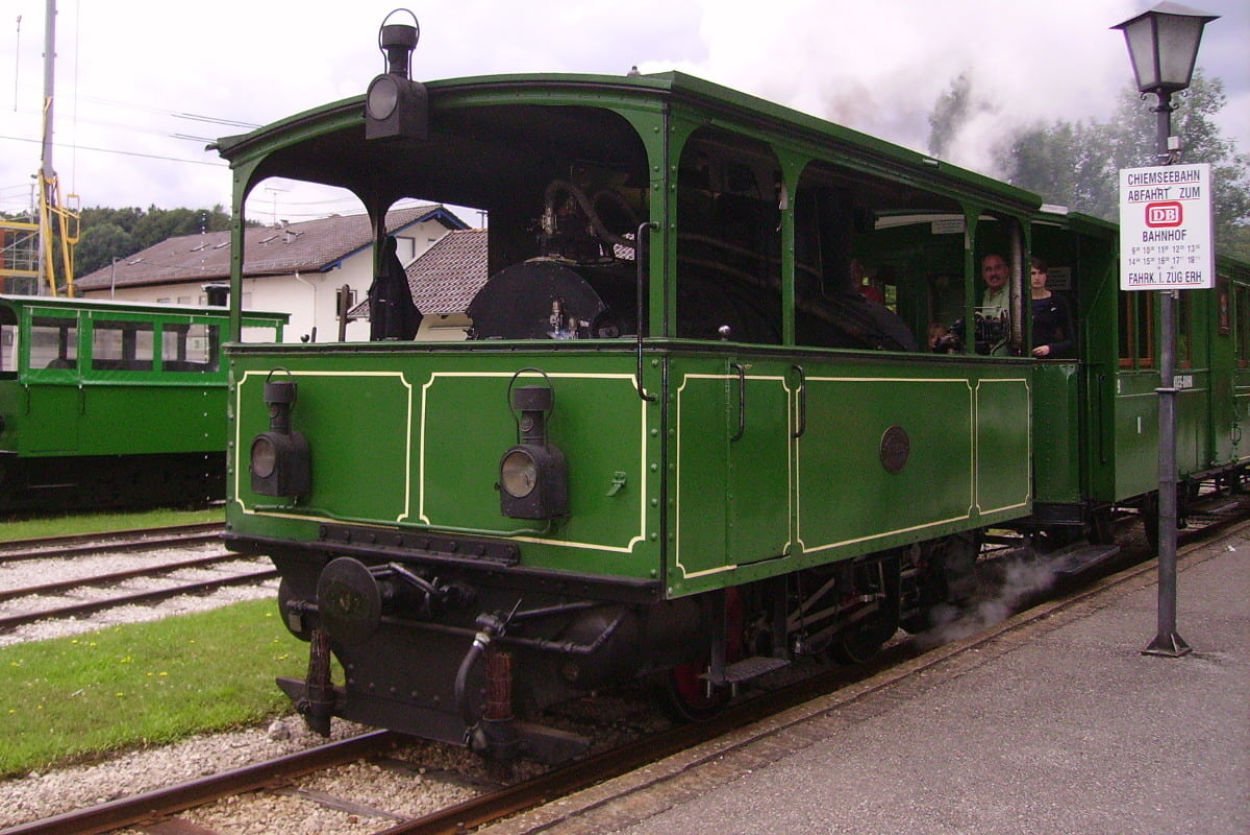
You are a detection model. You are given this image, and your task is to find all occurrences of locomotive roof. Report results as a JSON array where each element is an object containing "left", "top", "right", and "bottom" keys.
[{"left": 213, "top": 70, "right": 1042, "bottom": 214}]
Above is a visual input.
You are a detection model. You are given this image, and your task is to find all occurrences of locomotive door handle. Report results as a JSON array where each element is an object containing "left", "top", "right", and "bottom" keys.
[
  {"left": 730, "top": 362, "right": 746, "bottom": 442},
  {"left": 792, "top": 364, "right": 806, "bottom": 439}
]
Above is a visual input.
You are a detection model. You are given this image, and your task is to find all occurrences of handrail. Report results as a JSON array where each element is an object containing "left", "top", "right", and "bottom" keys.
[
  {"left": 635, "top": 221, "right": 657, "bottom": 402},
  {"left": 730, "top": 362, "right": 746, "bottom": 442}
]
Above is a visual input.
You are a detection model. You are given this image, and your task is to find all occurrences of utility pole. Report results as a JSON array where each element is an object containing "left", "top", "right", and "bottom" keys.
[{"left": 36, "top": 0, "right": 56, "bottom": 295}]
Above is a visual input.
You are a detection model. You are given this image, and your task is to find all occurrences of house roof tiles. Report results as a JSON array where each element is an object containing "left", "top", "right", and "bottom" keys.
[{"left": 75, "top": 205, "right": 464, "bottom": 291}]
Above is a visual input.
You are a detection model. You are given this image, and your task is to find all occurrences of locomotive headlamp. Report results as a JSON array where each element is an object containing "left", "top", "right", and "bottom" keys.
[
  {"left": 365, "top": 10, "right": 428, "bottom": 142},
  {"left": 250, "top": 375, "right": 311, "bottom": 499},
  {"left": 499, "top": 384, "right": 568, "bottom": 520}
]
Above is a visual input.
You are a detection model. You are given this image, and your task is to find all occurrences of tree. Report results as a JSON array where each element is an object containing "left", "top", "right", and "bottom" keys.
[
  {"left": 991, "top": 71, "right": 1250, "bottom": 253},
  {"left": 72, "top": 204, "right": 235, "bottom": 276},
  {"left": 75, "top": 222, "right": 135, "bottom": 278}
]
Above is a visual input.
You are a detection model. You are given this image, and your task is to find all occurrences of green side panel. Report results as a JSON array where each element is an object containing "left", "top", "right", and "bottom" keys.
[
  {"left": 672, "top": 369, "right": 728, "bottom": 578},
  {"left": 1113, "top": 370, "right": 1158, "bottom": 500},
  {"left": 420, "top": 371, "right": 648, "bottom": 552},
  {"left": 666, "top": 354, "right": 1032, "bottom": 598},
  {"left": 726, "top": 371, "right": 791, "bottom": 565},
  {"left": 671, "top": 359, "right": 791, "bottom": 581},
  {"left": 22, "top": 385, "right": 80, "bottom": 453},
  {"left": 236, "top": 370, "right": 413, "bottom": 521},
  {"left": 1175, "top": 375, "right": 1208, "bottom": 478},
  {"left": 797, "top": 375, "right": 975, "bottom": 554},
  {"left": 1032, "top": 362, "right": 1081, "bottom": 503},
  {"left": 973, "top": 377, "right": 1032, "bottom": 515},
  {"left": 230, "top": 350, "right": 656, "bottom": 580},
  {"left": 80, "top": 385, "right": 225, "bottom": 456}
]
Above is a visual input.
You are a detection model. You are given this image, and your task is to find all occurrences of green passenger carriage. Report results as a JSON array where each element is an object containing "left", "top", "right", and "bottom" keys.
[
  {"left": 0, "top": 294, "right": 286, "bottom": 511},
  {"left": 217, "top": 18, "right": 1247, "bottom": 761}
]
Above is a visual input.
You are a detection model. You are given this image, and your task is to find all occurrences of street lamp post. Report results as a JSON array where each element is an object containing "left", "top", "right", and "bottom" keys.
[{"left": 1112, "top": 1, "right": 1218, "bottom": 658}]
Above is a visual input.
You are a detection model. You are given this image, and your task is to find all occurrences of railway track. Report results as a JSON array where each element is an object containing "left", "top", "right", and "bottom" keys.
[
  {"left": 0, "top": 523, "right": 223, "bottom": 564},
  {"left": 1, "top": 732, "right": 401, "bottom": 835},
  {"left": 0, "top": 563, "right": 278, "bottom": 631},
  {"left": 4, "top": 495, "right": 1245, "bottom": 833},
  {"left": 0, "top": 524, "right": 273, "bottom": 634}
]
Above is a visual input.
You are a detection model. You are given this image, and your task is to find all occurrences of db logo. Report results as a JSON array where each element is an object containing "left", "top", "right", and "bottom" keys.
[{"left": 1146, "top": 201, "right": 1183, "bottom": 227}]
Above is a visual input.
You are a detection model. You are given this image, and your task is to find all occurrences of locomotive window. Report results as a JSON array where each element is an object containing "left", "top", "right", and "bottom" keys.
[
  {"left": 791, "top": 161, "right": 953, "bottom": 352},
  {"left": 161, "top": 323, "right": 219, "bottom": 372},
  {"left": 674, "top": 131, "right": 782, "bottom": 344},
  {"left": 30, "top": 316, "right": 78, "bottom": 371},
  {"left": 91, "top": 320, "right": 154, "bottom": 371}
]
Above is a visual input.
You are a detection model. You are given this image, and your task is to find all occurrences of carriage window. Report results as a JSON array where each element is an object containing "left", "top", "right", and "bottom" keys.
[
  {"left": 1177, "top": 292, "right": 1193, "bottom": 368},
  {"left": 30, "top": 316, "right": 78, "bottom": 370},
  {"left": 162, "top": 323, "right": 219, "bottom": 371},
  {"left": 91, "top": 320, "right": 154, "bottom": 371},
  {"left": 675, "top": 132, "right": 782, "bottom": 343},
  {"left": 1236, "top": 284, "right": 1250, "bottom": 368},
  {"left": 1118, "top": 292, "right": 1154, "bottom": 369},
  {"left": 0, "top": 309, "right": 17, "bottom": 376}
]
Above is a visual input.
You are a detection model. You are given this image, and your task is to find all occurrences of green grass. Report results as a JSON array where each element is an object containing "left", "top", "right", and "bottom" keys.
[
  {"left": 0, "top": 506, "right": 224, "bottom": 543},
  {"left": 0, "top": 599, "right": 310, "bottom": 777}
]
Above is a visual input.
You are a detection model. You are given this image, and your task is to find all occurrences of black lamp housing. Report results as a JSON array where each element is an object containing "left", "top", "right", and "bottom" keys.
[
  {"left": 499, "top": 386, "right": 569, "bottom": 520},
  {"left": 1112, "top": 2, "right": 1219, "bottom": 94},
  {"left": 365, "top": 11, "right": 429, "bottom": 142},
  {"left": 250, "top": 378, "right": 311, "bottom": 499}
]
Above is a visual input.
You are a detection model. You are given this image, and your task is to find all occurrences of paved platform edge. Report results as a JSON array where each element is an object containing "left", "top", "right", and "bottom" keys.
[{"left": 480, "top": 522, "right": 1250, "bottom": 835}]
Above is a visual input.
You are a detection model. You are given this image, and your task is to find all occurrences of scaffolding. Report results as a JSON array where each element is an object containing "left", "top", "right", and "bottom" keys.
[{"left": 0, "top": 213, "right": 41, "bottom": 296}]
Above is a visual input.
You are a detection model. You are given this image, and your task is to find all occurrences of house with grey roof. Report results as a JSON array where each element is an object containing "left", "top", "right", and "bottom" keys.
[
  {"left": 348, "top": 228, "right": 488, "bottom": 341},
  {"left": 75, "top": 205, "right": 468, "bottom": 343}
]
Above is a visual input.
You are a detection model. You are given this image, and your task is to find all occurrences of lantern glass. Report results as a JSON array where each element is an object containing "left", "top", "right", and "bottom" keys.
[{"left": 1114, "top": 5, "right": 1218, "bottom": 94}]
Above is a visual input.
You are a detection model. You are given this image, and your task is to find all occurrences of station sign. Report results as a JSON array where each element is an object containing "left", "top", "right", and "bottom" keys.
[{"left": 1119, "top": 163, "right": 1213, "bottom": 291}]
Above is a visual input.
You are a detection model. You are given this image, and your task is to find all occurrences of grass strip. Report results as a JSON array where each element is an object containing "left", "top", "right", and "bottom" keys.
[
  {"left": 0, "top": 507, "right": 224, "bottom": 543},
  {"left": 0, "top": 598, "right": 309, "bottom": 777}
]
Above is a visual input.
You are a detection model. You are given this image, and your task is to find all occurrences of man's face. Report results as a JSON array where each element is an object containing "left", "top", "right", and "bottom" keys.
[{"left": 982, "top": 256, "right": 1008, "bottom": 289}]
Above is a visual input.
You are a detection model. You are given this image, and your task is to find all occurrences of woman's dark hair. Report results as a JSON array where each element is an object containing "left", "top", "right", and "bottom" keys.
[{"left": 1030, "top": 255, "right": 1048, "bottom": 273}]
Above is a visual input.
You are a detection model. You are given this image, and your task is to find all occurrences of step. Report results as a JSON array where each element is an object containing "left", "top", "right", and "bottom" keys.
[
  {"left": 718, "top": 655, "right": 790, "bottom": 684},
  {"left": 1046, "top": 543, "right": 1121, "bottom": 576}
]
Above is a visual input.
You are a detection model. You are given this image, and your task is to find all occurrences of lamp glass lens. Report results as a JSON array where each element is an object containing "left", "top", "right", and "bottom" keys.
[
  {"left": 251, "top": 436, "right": 278, "bottom": 479},
  {"left": 367, "top": 77, "right": 399, "bottom": 119},
  {"left": 501, "top": 449, "right": 538, "bottom": 498}
]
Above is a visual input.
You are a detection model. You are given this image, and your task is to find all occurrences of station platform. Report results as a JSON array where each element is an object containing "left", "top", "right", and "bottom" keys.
[{"left": 486, "top": 524, "right": 1250, "bottom": 834}]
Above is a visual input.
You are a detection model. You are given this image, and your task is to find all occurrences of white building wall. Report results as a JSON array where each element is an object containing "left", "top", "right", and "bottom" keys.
[{"left": 86, "top": 220, "right": 452, "bottom": 344}]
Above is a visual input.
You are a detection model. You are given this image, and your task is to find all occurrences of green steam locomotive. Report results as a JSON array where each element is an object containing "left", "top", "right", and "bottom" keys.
[{"left": 216, "top": 16, "right": 1250, "bottom": 762}]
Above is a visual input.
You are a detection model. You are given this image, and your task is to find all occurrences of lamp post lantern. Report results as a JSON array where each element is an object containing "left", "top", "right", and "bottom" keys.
[{"left": 1112, "top": 1, "right": 1217, "bottom": 659}]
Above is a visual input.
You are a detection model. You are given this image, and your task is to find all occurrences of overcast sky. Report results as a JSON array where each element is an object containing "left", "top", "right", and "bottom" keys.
[{"left": 2, "top": 0, "right": 1247, "bottom": 226}]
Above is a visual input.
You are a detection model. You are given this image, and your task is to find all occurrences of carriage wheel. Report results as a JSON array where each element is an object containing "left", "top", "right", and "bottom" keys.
[
  {"left": 830, "top": 553, "right": 902, "bottom": 665},
  {"left": 658, "top": 588, "right": 743, "bottom": 722}
]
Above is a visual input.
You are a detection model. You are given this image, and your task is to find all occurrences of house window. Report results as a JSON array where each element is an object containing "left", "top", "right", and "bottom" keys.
[{"left": 395, "top": 236, "right": 416, "bottom": 262}]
